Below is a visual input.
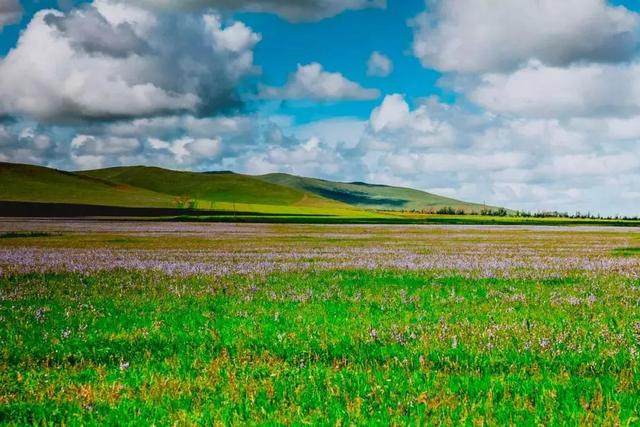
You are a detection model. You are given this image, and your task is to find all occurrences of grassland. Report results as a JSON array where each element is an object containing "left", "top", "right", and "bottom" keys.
[
  {"left": 0, "top": 221, "right": 639, "bottom": 424},
  {"left": 0, "top": 163, "right": 368, "bottom": 217},
  {"left": 3, "top": 270, "right": 639, "bottom": 425},
  {"left": 80, "top": 166, "right": 353, "bottom": 212},
  {"left": 0, "top": 163, "right": 176, "bottom": 208},
  {"left": 2, "top": 162, "right": 508, "bottom": 219},
  {"left": 259, "top": 172, "right": 491, "bottom": 212}
]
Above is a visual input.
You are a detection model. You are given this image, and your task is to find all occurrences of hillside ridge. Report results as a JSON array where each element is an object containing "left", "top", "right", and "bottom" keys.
[{"left": 0, "top": 162, "right": 501, "bottom": 214}]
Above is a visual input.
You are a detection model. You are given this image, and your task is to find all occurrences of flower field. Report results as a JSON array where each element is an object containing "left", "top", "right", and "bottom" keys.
[{"left": 1, "top": 220, "right": 639, "bottom": 424}]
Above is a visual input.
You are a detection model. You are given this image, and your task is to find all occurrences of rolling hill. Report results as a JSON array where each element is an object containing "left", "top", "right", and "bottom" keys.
[
  {"left": 0, "top": 162, "right": 176, "bottom": 208},
  {"left": 0, "top": 162, "right": 499, "bottom": 217},
  {"left": 258, "top": 173, "right": 490, "bottom": 212},
  {"left": 79, "top": 166, "right": 357, "bottom": 214}
]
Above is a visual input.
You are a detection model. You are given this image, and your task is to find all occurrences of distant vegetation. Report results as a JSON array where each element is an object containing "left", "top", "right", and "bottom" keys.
[{"left": 0, "top": 231, "right": 52, "bottom": 239}]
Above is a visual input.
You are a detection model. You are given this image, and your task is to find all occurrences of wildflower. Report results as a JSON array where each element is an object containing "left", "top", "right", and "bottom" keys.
[
  {"left": 61, "top": 328, "right": 71, "bottom": 340},
  {"left": 369, "top": 328, "right": 379, "bottom": 341},
  {"left": 34, "top": 307, "right": 46, "bottom": 322},
  {"left": 567, "top": 297, "right": 581, "bottom": 306},
  {"left": 119, "top": 361, "right": 130, "bottom": 371}
]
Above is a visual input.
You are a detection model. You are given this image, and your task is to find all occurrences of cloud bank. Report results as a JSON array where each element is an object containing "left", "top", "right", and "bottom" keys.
[
  {"left": 412, "top": 0, "right": 640, "bottom": 73},
  {"left": 0, "top": 0, "right": 260, "bottom": 122}
]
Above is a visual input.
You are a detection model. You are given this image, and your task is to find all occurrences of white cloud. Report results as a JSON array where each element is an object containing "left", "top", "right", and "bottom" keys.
[
  {"left": 239, "top": 136, "right": 346, "bottom": 178},
  {"left": 353, "top": 94, "right": 640, "bottom": 215},
  {"left": 71, "top": 135, "right": 141, "bottom": 156},
  {"left": 69, "top": 133, "right": 223, "bottom": 170},
  {"left": 293, "top": 117, "right": 366, "bottom": 150},
  {"left": 370, "top": 94, "right": 409, "bottom": 131},
  {"left": 259, "top": 63, "right": 379, "bottom": 101},
  {"left": 0, "top": 124, "right": 54, "bottom": 165},
  {"left": 131, "top": 0, "right": 385, "bottom": 22},
  {"left": 367, "top": 94, "right": 455, "bottom": 146},
  {"left": 0, "top": 0, "right": 22, "bottom": 30},
  {"left": 412, "top": 0, "right": 640, "bottom": 73},
  {"left": 367, "top": 51, "right": 392, "bottom": 77},
  {"left": 468, "top": 61, "right": 640, "bottom": 118},
  {"left": 0, "top": 0, "right": 260, "bottom": 122}
]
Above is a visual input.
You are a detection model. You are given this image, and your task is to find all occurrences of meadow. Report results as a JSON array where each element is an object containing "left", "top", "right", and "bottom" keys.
[{"left": 1, "top": 220, "right": 639, "bottom": 424}]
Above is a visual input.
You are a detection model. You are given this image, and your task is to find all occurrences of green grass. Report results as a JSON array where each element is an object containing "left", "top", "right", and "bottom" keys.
[
  {"left": 2, "top": 270, "right": 638, "bottom": 424},
  {"left": 81, "top": 166, "right": 354, "bottom": 211},
  {"left": 612, "top": 247, "right": 640, "bottom": 257},
  {"left": 0, "top": 232, "right": 52, "bottom": 239},
  {"left": 166, "top": 213, "right": 640, "bottom": 227},
  {"left": 0, "top": 162, "right": 373, "bottom": 217},
  {"left": 0, "top": 162, "right": 176, "bottom": 208},
  {"left": 258, "top": 172, "right": 494, "bottom": 212}
]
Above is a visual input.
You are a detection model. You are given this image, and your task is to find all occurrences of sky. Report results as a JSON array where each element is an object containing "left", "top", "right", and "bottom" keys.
[{"left": 1, "top": 0, "right": 640, "bottom": 215}]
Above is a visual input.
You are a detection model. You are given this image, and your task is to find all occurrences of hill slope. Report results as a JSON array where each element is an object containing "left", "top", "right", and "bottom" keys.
[
  {"left": 258, "top": 173, "right": 490, "bottom": 212},
  {"left": 80, "top": 166, "right": 355, "bottom": 212},
  {"left": 0, "top": 162, "right": 176, "bottom": 208},
  {"left": 0, "top": 162, "right": 497, "bottom": 216}
]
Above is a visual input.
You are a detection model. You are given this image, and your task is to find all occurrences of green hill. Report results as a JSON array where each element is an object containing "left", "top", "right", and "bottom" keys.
[
  {"left": 80, "top": 166, "right": 358, "bottom": 213},
  {"left": 0, "top": 162, "right": 176, "bottom": 208},
  {"left": 0, "top": 162, "right": 497, "bottom": 216},
  {"left": 258, "top": 173, "right": 490, "bottom": 212}
]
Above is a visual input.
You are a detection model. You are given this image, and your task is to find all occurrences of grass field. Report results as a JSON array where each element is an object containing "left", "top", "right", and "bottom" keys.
[
  {"left": 80, "top": 166, "right": 353, "bottom": 212},
  {"left": 0, "top": 163, "right": 367, "bottom": 217},
  {"left": 1, "top": 221, "right": 639, "bottom": 424},
  {"left": 258, "top": 173, "right": 491, "bottom": 212}
]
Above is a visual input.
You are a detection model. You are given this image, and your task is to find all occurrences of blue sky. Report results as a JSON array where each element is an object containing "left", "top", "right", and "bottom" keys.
[
  {"left": 1, "top": 0, "right": 442, "bottom": 124},
  {"left": 2, "top": 0, "right": 640, "bottom": 215},
  {"left": 239, "top": 0, "right": 442, "bottom": 124}
]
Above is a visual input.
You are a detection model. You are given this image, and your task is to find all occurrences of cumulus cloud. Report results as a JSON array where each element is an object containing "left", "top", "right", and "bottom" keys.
[
  {"left": 0, "top": 0, "right": 260, "bottom": 122},
  {"left": 0, "top": 124, "right": 54, "bottom": 165},
  {"left": 468, "top": 61, "right": 640, "bottom": 118},
  {"left": 412, "top": 0, "right": 640, "bottom": 73},
  {"left": 67, "top": 114, "right": 249, "bottom": 169},
  {"left": 241, "top": 136, "right": 346, "bottom": 177},
  {"left": 353, "top": 94, "right": 640, "bottom": 215},
  {"left": 0, "top": 0, "right": 22, "bottom": 30},
  {"left": 69, "top": 132, "right": 226, "bottom": 171},
  {"left": 367, "top": 94, "right": 455, "bottom": 146},
  {"left": 259, "top": 63, "right": 380, "bottom": 101},
  {"left": 43, "top": 6, "right": 150, "bottom": 58},
  {"left": 131, "top": 0, "right": 385, "bottom": 22},
  {"left": 367, "top": 51, "right": 392, "bottom": 77}
]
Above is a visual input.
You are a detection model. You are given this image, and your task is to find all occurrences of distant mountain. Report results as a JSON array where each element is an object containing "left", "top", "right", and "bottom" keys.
[{"left": 258, "top": 173, "right": 491, "bottom": 212}]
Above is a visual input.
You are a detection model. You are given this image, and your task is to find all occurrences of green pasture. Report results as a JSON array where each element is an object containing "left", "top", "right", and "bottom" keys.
[{"left": 1, "top": 270, "right": 638, "bottom": 425}]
